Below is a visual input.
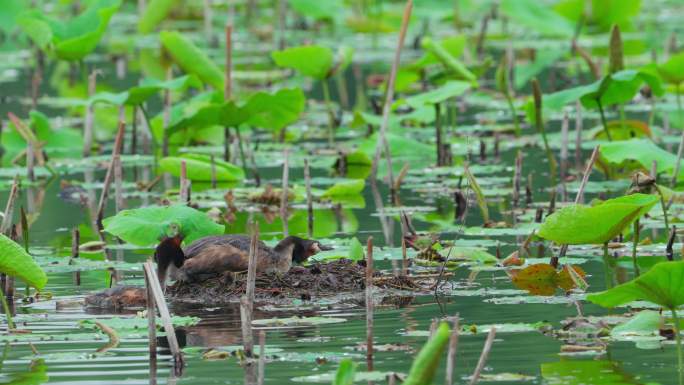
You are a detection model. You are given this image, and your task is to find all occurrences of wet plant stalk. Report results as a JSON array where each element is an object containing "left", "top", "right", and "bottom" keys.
[
  {"left": 96, "top": 121, "right": 125, "bottom": 229},
  {"left": 145, "top": 270, "right": 157, "bottom": 362},
  {"left": 667, "top": 226, "right": 677, "bottom": 261},
  {"left": 505, "top": 94, "right": 520, "bottom": 137},
  {"left": 0, "top": 285, "right": 14, "bottom": 331},
  {"left": 602, "top": 242, "right": 614, "bottom": 289},
  {"left": 445, "top": 315, "right": 460, "bottom": 385},
  {"left": 257, "top": 330, "right": 265, "bottom": 385},
  {"left": 224, "top": 24, "right": 233, "bottom": 162},
  {"left": 531, "top": 79, "right": 557, "bottom": 187},
  {"left": 1, "top": 176, "right": 20, "bottom": 235},
  {"left": 512, "top": 151, "right": 522, "bottom": 207},
  {"left": 114, "top": 154, "right": 124, "bottom": 211},
  {"left": 179, "top": 160, "right": 189, "bottom": 204},
  {"left": 83, "top": 70, "right": 98, "bottom": 157},
  {"left": 370, "top": 0, "right": 413, "bottom": 187},
  {"left": 435, "top": 103, "right": 443, "bottom": 166},
  {"left": 71, "top": 228, "right": 81, "bottom": 286},
  {"left": 671, "top": 308, "right": 684, "bottom": 384},
  {"left": 366, "top": 236, "right": 374, "bottom": 371},
  {"left": 280, "top": 149, "right": 289, "bottom": 237},
  {"left": 401, "top": 236, "right": 408, "bottom": 276},
  {"left": 304, "top": 159, "right": 313, "bottom": 238},
  {"left": 468, "top": 327, "right": 496, "bottom": 385},
  {"left": 241, "top": 223, "right": 259, "bottom": 357},
  {"left": 575, "top": 102, "right": 583, "bottom": 169},
  {"left": 671, "top": 86, "right": 683, "bottom": 187},
  {"left": 560, "top": 112, "right": 569, "bottom": 182},
  {"left": 596, "top": 99, "right": 613, "bottom": 141},
  {"left": 632, "top": 220, "right": 640, "bottom": 277},
  {"left": 655, "top": 184, "right": 670, "bottom": 230},
  {"left": 210, "top": 155, "right": 217, "bottom": 189},
  {"left": 321, "top": 80, "right": 335, "bottom": 145},
  {"left": 142, "top": 262, "right": 184, "bottom": 374}
]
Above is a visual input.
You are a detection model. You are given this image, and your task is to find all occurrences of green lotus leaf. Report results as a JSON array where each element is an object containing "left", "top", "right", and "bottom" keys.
[
  {"left": 89, "top": 75, "right": 201, "bottom": 107},
  {"left": 588, "top": 261, "right": 684, "bottom": 310},
  {"left": 321, "top": 180, "right": 365, "bottom": 198},
  {"left": 599, "top": 139, "right": 684, "bottom": 179},
  {"left": 403, "top": 81, "right": 471, "bottom": 108},
  {"left": 244, "top": 88, "right": 306, "bottom": 131},
  {"left": 138, "top": 0, "right": 179, "bottom": 33},
  {"left": 271, "top": 45, "right": 335, "bottom": 80},
  {"left": 0, "top": 233, "right": 47, "bottom": 290},
  {"left": 658, "top": 51, "right": 684, "bottom": 85},
  {"left": 500, "top": 0, "right": 574, "bottom": 37},
  {"left": 18, "top": 0, "right": 121, "bottom": 61},
  {"left": 538, "top": 193, "right": 659, "bottom": 245},
  {"left": 160, "top": 31, "right": 225, "bottom": 90},
  {"left": 159, "top": 154, "right": 245, "bottom": 182},
  {"left": 103, "top": 204, "right": 224, "bottom": 246}
]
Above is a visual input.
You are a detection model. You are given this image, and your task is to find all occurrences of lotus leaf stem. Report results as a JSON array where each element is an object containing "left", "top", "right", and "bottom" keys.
[
  {"left": 672, "top": 86, "right": 684, "bottom": 187},
  {"left": 0, "top": 285, "right": 15, "bottom": 331},
  {"left": 321, "top": 79, "right": 335, "bottom": 145},
  {"left": 505, "top": 93, "right": 521, "bottom": 137},
  {"left": 671, "top": 308, "right": 684, "bottom": 385},
  {"left": 654, "top": 184, "right": 670, "bottom": 230},
  {"left": 139, "top": 105, "right": 158, "bottom": 170},
  {"left": 596, "top": 99, "right": 612, "bottom": 141},
  {"left": 602, "top": 242, "right": 614, "bottom": 289},
  {"left": 532, "top": 79, "right": 557, "bottom": 187},
  {"left": 632, "top": 220, "right": 640, "bottom": 277}
]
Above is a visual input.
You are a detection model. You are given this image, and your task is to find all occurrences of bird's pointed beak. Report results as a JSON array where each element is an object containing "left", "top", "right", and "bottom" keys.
[{"left": 316, "top": 243, "right": 333, "bottom": 252}]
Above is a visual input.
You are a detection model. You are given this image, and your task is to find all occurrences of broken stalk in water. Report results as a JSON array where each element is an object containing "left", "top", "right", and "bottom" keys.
[
  {"left": 366, "top": 236, "right": 374, "bottom": 371},
  {"left": 281, "top": 149, "right": 289, "bottom": 237}
]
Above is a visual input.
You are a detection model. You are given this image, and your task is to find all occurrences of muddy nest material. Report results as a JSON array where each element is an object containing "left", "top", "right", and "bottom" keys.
[{"left": 167, "top": 259, "right": 431, "bottom": 304}]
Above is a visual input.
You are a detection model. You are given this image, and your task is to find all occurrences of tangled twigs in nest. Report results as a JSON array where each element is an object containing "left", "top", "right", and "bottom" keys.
[{"left": 167, "top": 259, "right": 432, "bottom": 304}]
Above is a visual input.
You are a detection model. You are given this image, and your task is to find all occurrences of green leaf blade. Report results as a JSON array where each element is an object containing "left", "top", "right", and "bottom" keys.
[
  {"left": 103, "top": 205, "right": 224, "bottom": 246},
  {"left": 271, "top": 45, "right": 334, "bottom": 80},
  {"left": 160, "top": 31, "right": 225, "bottom": 90},
  {"left": 0, "top": 233, "right": 47, "bottom": 290}
]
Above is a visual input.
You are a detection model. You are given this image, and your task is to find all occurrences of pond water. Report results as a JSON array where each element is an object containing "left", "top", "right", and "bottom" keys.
[{"left": 1, "top": 1, "right": 684, "bottom": 385}]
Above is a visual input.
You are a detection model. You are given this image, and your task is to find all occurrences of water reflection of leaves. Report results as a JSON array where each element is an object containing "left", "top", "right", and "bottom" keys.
[
  {"left": 5, "top": 359, "right": 48, "bottom": 385},
  {"left": 541, "top": 359, "right": 648, "bottom": 385}
]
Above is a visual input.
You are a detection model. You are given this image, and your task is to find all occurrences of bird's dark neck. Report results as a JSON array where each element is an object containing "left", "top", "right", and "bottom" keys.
[
  {"left": 155, "top": 236, "right": 185, "bottom": 285},
  {"left": 274, "top": 237, "right": 297, "bottom": 259}
]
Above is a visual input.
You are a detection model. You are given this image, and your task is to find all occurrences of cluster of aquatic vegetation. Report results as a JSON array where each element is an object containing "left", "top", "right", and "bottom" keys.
[{"left": 1, "top": 0, "right": 684, "bottom": 383}]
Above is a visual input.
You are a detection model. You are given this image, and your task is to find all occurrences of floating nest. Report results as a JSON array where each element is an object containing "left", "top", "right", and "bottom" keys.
[
  {"left": 84, "top": 260, "right": 444, "bottom": 309},
  {"left": 166, "top": 259, "right": 436, "bottom": 305}
]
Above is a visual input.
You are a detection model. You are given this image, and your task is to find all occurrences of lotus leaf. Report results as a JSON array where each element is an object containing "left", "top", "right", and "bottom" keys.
[
  {"left": 103, "top": 204, "right": 224, "bottom": 246},
  {"left": 538, "top": 194, "right": 658, "bottom": 245},
  {"left": 0, "top": 233, "right": 47, "bottom": 290}
]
